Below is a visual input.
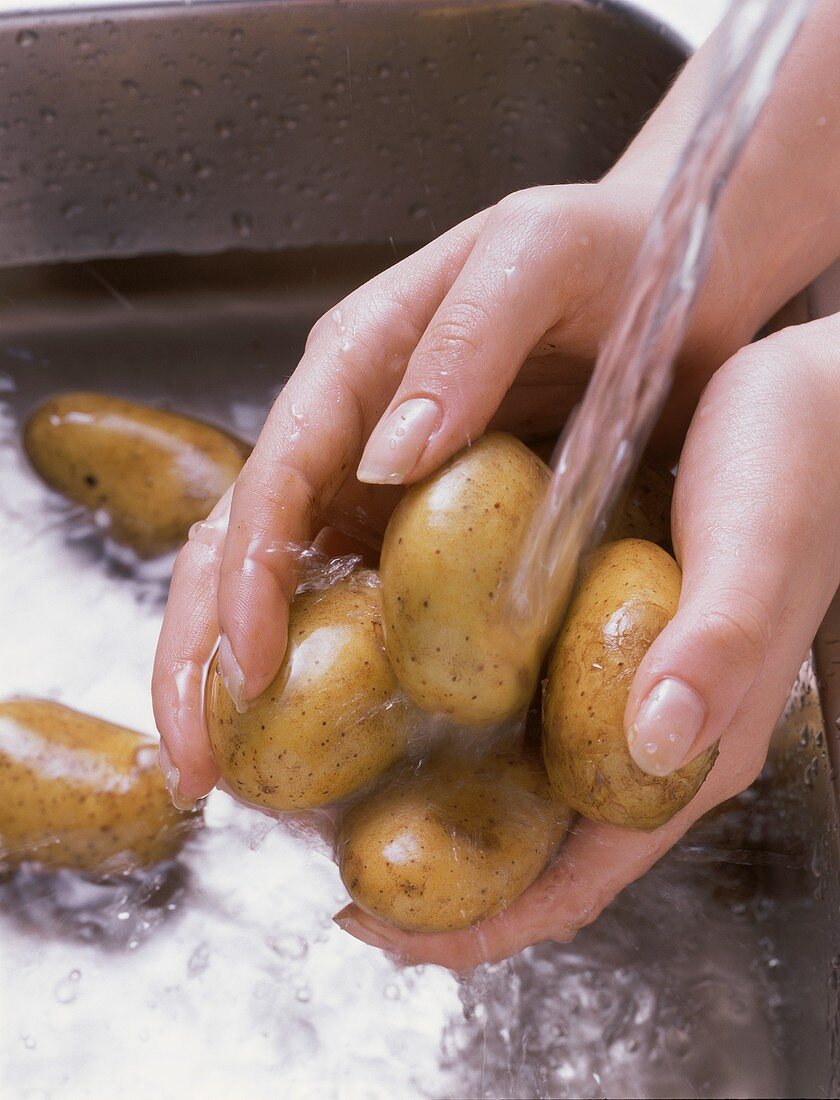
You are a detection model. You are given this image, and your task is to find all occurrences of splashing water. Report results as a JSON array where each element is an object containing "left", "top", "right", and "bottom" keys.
[{"left": 503, "top": 0, "right": 814, "bottom": 644}]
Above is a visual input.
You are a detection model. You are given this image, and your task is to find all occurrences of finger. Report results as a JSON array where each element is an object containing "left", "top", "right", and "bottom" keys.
[
  {"left": 217, "top": 214, "right": 487, "bottom": 703},
  {"left": 625, "top": 317, "right": 840, "bottom": 777},
  {"left": 151, "top": 488, "right": 232, "bottom": 804},
  {"left": 357, "top": 185, "right": 625, "bottom": 485}
]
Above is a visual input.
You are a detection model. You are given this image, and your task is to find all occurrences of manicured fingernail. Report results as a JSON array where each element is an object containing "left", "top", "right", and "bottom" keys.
[
  {"left": 159, "top": 741, "right": 196, "bottom": 812},
  {"left": 333, "top": 907, "right": 400, "bottom": 950},
  {"left": 627, "top": 677, "right": 707, "bottom": 777},
  {"left": 219, "top": 633, "right": 247, "bottom": 713},
  {"left": 357, "top": 397, "right": 441, "bottom": 484}
]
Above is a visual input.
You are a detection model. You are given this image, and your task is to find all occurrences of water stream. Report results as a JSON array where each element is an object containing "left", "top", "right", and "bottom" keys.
[{"left": 503, "top": 0, "right": 813, "bottom": 645}]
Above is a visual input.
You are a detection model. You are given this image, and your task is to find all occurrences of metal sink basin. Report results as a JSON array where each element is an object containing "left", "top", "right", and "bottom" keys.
[{"left": 1, "top": 3, "right": 837, "bottom": 1098}]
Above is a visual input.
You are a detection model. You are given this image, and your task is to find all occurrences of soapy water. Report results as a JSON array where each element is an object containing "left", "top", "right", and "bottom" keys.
[
  {"left": 1, "top": 314, "right": 833, "bottom": 1097},
  {"left": 503, "top": 0, "right": 814, "bottom": 649}
]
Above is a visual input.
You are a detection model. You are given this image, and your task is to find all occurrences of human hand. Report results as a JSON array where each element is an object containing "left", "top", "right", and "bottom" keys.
[
  {"left": 334, "top": 311, "right": 840, "bottom": 966},
  {"left": 152, "top": 175, "right": 723, "bottom": 804}
]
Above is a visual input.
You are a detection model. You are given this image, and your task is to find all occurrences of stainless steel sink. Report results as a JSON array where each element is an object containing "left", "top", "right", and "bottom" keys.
[{"left": 1, "top": 3, "right": 838, "bottom": 1098}]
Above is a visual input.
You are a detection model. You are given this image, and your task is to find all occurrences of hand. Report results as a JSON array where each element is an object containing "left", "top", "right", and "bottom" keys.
[
  {"left": 334, "top": 311, "right": 840, "bottom": 966},
  {"left": 153, "top": 175, "right": 736, "bottom": 804}
]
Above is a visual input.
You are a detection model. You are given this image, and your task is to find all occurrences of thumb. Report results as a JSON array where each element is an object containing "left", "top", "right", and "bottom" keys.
[{"left": 623, "top": 329, "right": 839, "bottom": 778}]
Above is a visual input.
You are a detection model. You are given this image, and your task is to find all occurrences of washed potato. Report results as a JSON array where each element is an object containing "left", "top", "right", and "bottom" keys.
[
  {"left": 0, "top": 699, "right": 194, "bottom": 873},
  {"left": 206, "top": 571, "right": 409, "bottom": 811},
  {"left": 530, "top": 440, "right": 673, "bottom": 550},
  {"left": 542, "top": 539, "right": 716, "bottom": 830},
  {"left": 24, "top": 392, "right": 250, "bottom": 555},
  {"left": 603, "top": 461, "right": 674, "bottom": 550},
  {"left": 338, "top": 750, "right": 571, "bottom": 932},
  {"left": 380, "top": 432, "right": 549, "bottom": 726}
]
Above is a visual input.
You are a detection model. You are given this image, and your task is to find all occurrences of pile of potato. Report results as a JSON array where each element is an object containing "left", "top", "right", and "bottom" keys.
[
  {"left": 0, "top": 393, "right": 242, "bottom": 876},
  {"left": 204, "top": 432, "right": 716, "bottom": 931},
  {"left": 3, "top": 393, "right": 717, "bottom": 934}
]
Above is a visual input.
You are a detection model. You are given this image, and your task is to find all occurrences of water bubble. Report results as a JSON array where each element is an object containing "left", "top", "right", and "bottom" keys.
[
  {"left": 187, "top": 942, "right": 210, "bottom": 977},
  {"left": 54, "top": 971, "right": 81, "bottom": 1004}
]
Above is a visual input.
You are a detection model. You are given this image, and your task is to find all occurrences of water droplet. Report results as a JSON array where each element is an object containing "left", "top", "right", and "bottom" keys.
[
  {"left": 215, "top": 118, "right": 234, "bottom": 138},
  {"left": 16, "top": 29, "right": 38, "bottom": 48},
  {"left": 187, "top": 942, "right": 210, "bottom": 976},
  {"left": 231, "top": 211, "right": 252, "bottom": 238},
  {"left": 39, "top": 106, "right": 57, "bottom": 124},
  {"left": 180, "top": 77, "right": 203, "bottom": 97}
]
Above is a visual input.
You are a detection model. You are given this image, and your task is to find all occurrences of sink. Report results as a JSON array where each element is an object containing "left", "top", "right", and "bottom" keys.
[{"left": 1, "top": 3, "right": 838, "bottom": 1097}]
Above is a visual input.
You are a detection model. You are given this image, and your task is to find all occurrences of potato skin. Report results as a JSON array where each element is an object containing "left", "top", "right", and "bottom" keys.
[
  {"left": 530, "top": 441, "right": 673, "bottom": 551},
  {"left": 338, "top": 751, "right": 571, "bottom": 932},
  {"left": 0, "top": 699, "right": 194, "bottom": 873},
  {"left": 542, "top": 539, "right": 716, "bottom": 830},
  {"left": 380, "top": 432, "right": 549, "bottom": 726},
  {"left": 206, "top": 571, "right": 409, "bottom": 811},
  {"left": 24, "top": 392, "right": 250, "bottom": 556},
  {"left": 603, "top": 462, "right": 674, "bottom": 551}
]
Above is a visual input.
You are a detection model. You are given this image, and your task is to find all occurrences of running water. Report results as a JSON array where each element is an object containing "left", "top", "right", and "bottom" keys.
[{"left": 502, "top": 0, "right": 814, "bottom": 645}]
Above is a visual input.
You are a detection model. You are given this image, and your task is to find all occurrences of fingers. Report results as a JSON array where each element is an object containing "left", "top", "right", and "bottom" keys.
[
  {"left": 151, "top": 488, "right": 232, "bottom": 804},
  {"left": 215, "top": 216, "right": 487, "bottom": 703},
  {"left": 357, "top": 185, "right": 627, "bottom": 484},
  {"left": 625, "top": 317, "right": 840, "bottom": 777}
]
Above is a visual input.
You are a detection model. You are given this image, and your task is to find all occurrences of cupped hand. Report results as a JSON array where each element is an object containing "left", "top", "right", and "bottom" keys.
[
  {"left": 153, "top": 175, "right": 748, "bottom": 805},
  {"left": 334, "top": 311, "right": 840, "bottom": 967}
]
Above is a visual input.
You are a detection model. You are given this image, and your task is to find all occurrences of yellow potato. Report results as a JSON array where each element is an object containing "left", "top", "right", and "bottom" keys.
[
  {"left": 380, "top": 432, "right": 549, "bottom": 726},
  {"left": 603, "top": 461, "right": 674, "bottom": 550},
  {"left": 24, "top": 392, "right": 250, "bottom": 556},
  {"left": 206, "top": 571, "right": 409, "bottom": 811},
  {"left": 338, "top": 750, "right": 572, "bottom": 932},
  {"left": 530, "top": 440, "right": 673, "bottom": 550},
  {"left": 542, "top": 539, "right": 716, "bottom": 829},
  {"left": 0, "top": 699, "right": 195, "bottom": 873}
]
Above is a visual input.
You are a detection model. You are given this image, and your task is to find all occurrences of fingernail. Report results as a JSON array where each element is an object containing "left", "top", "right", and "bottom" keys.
[
  {"left": 357, "top": 397, "right": 441, "bottom": 485},
  {"left": 159, "top": 741, "right": 196, "bottom": 812},
  {"left": 627, "top": 677, "right": 707, "bottom": 777},
  {"left": 219, "top": 633, "right": 248, "bottom": 713},
  {"left": 333, "top": 907, "right": 400, "bottom": 951}
]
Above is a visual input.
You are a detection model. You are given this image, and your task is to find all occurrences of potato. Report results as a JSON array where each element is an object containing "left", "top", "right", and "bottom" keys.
[
  {"left": 542, "top": 539, "right": 716, "bottom": 829},
  {"left": 206, "top": 571, "right": 409, "bottom": 811},
  {"left": 603, "top": 461, "right": 674, "bottom": 550},
  {"left": 0, "top": 699, "right": 195, "bottom": 873},
  {"left": 530, "top": 440, "right": 673, "bottom": 550},
  {"left": 338, "top": 750, "right": 571, "bottom": 932},
  {"left": 24, "top": 392, "right": 250, "bottom": 555},
  {"left": 380, "top": 432, "right": 549, "bottom": 726}
]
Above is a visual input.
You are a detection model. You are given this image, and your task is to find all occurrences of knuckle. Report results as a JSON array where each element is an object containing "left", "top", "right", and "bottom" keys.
[
  {"left": 492, "top": 186, "right": 555, "bottom": 226},
  {"left": 425, "top": 302, "right": 488, "bottom": 361},
  {"left": 695, "top": 594, "right": 772, "bottom": 669}
]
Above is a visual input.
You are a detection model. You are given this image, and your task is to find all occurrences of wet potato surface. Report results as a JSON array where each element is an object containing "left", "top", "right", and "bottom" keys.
[
  {"left": 24, "top": 392, "right": 250, "bottom": 556},
  {"left": 338, "top": 751, "right": 572, "bottom": 932},
  {"left": 206, "top": 571, "right": 411, "bottom": 811},
  {"left": 542, "top": 539, "right": 717, "bottom": 830},
  {"left": 380, "top": 432, "right": 550, "bottom": 727},
  {"left": 0, "top": 699, "right": 195, "bottom": 874}
]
